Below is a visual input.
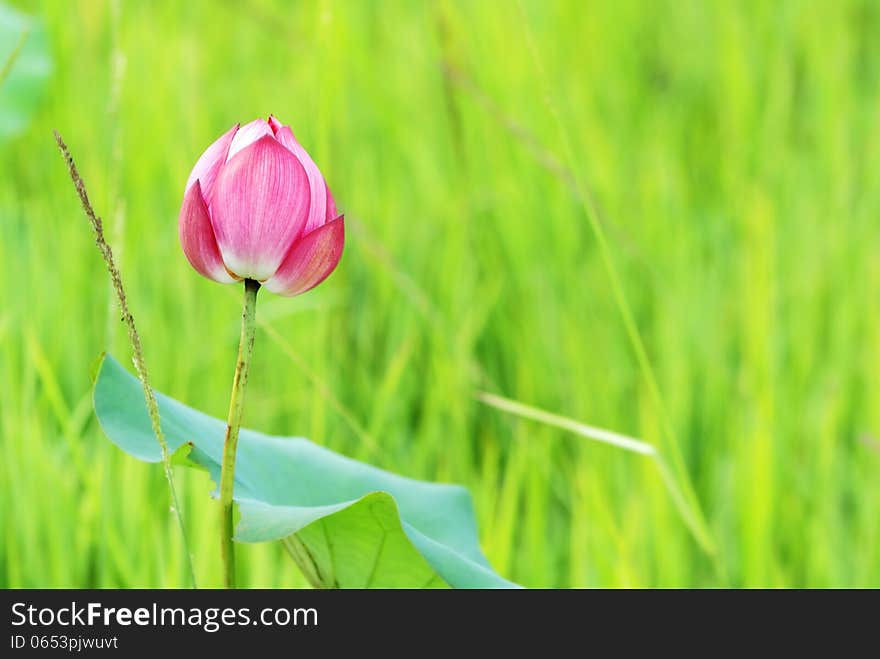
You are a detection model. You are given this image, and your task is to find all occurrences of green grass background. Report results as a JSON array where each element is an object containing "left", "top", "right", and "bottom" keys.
[{"left": 2, "top": 0, "right": 879, "bottom": 588}]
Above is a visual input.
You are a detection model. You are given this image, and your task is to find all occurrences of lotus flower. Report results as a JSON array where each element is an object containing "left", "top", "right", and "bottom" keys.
[{"left": 179, "top": 115, "right": 344, "bottom": 296}]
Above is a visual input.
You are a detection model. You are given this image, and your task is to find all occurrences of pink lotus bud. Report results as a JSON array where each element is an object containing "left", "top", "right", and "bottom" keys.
[{"left": 178, "top": 115, "right": 344, "bottom": 296}]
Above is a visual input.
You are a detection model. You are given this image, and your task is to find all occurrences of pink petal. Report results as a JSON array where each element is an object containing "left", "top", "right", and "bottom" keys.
[
  {"left": 210, "top": 135, "right": 311, "bottom": 281},
  {"left": 185, "top": 124, "right": 239, "bottom": 203},
  {"left": 178, "top": 181, "right": 236, "bottom": 284},
  {"left": 271, "top": 122, "right": 329, "bottom": 234},
  {"left": 227, "top": 118, "right": 274, "bottom": 162},
  {"left": 263, "top": 216, "right": 344, "bottom": 297}
]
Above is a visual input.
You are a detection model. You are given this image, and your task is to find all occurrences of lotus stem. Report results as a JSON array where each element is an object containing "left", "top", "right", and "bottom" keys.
[{"left": 219, "top": 278, "right": 260, "bottom": 588}]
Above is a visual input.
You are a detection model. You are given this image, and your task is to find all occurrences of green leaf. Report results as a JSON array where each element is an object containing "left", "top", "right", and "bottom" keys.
[
  {"left": 93, "top": 354, "right": 518, "bottom": 589},
  {"left": 0, "top": 3, "right": 51, "bottom": 140}
]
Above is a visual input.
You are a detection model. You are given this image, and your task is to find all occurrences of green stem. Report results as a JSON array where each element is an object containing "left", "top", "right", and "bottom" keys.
[
  {"left": 219, "top": 278, "right": 260, "bottom": 588},
  {"left": 281, "top": 537, "right": 325, "bottom": 589}
]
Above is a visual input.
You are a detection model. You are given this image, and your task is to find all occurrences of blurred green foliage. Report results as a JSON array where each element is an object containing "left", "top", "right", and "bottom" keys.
[
  {"left": 1, "top": 0, "right": 878, "bottom": 587},
  {"left": 0, "top": 3, "right": 50, "bottom": 139}
]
